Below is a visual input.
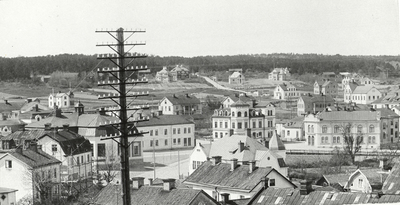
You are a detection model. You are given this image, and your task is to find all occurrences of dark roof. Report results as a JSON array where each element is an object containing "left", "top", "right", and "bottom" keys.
[
  {"left": 136, "top": 115, "right": 194, "bottom": 127},
  {"left": 226, "top": 95, "right": 256, "bottom": 104},
  {"left": 184, "top": 161, "right": 288, "bottom": 191},
  {"left": 3, "top": 129, "right": 91, "bottom": 156},
  {"left": 277, "top": 158, "right": 287, "bottom": 168},
  {"left": 231, "top": 99, "right": 250, "bottom": 107},
  {"left": 248, "top": 187, "right": 400, "bottom": 205},
  {"left": 26, "top": 112, "right": 79, "bottom": 128},
  {"left": 382, "top": 162, "right": 400, "bottom": 194},
  {"left": 93, "top": 184, "right": 218, "bottom": 205},
  {"left": 0, "top": 149, "right": 61, "bottom": 168},
  {"left": 0, "top": 101, "right": 25, "bottom": 112},
  {"left": 376, "top": 108, "right": 399, "bottom": 118},
  {"left": 164, "top": 94, "right": 201, "bottom": 105}
]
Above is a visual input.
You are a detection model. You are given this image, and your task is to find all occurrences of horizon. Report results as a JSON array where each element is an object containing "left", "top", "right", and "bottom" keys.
[{"left": 1, "top": 0, "right": 399, "bottom": 58}]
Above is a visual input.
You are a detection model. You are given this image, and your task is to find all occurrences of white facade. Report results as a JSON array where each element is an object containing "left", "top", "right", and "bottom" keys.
[
  {"left": 188, "top": 143, "right": 209, "bottom": 175},
  {"left": 273, "top": 84, "right": 300, "bottom": 100},
  {"left": 48, "top": 92, "right": 73, "bottom": 109},
  {"left": 345, "top": 170, "right": 372, "bottom": 193},
  {"left": 350, "top": 86, "right": 382, "bottom": 105}
]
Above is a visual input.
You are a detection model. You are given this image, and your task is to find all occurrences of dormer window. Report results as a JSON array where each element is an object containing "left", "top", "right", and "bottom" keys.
[{"left": 5, "top": 160, "right": 12, "bottom": 168}]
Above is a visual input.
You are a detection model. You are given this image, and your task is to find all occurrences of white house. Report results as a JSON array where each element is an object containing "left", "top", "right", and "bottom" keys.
[
  {"left": 344, "top": 169, "right": 388, "bottom": 193},
  {"left": 314, "top": 80, "right": 338, "bottom": 97},
  {"left": 222, "top": 94, "right": 257, "bottom": 108},
  {"left": 349, "top": 86, "right": 382, "bottom": 105},
  {"left": 159, "top": 94, "right": 202, "bottom": 115},
  {"left": 273, "top": 83, "right": 300, "bottom": 100},
  {"left": 0, "top": 146, "right": 61, "bottom": 203},
  {"left": 268, "top": 68, "right": 290, "bottom": 81},
  {"left": 48, "top": 91, "right": 74, "bottom": 109},
  {"left": 229, "top": 72, "right": 244, "bottom": 85},
  {"left": 343, "top": 82, "right": 359, "bottom": 103},
  {"left": 189, "top": 134, "right": 288, "bottom": 176}
]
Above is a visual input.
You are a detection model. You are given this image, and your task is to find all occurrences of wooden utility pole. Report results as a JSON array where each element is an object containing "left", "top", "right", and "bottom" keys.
[{"left": 96, "top": 27, "right": 149, "bottom": 205}]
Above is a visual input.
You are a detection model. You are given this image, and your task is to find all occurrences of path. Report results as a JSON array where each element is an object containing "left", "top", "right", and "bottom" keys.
[{"left": 199, "top": 75, "right": 246, "bottom": 93}]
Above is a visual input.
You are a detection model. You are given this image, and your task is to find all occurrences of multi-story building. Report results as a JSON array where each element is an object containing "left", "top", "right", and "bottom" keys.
[
  {"left": 136, "top": 115, "right": 195, "bottom": 151},
  {"left": 303, "top": 110, "right": 382, "bottom": 149},
  {"left": 377, "top": 108, "right": 400, "bottom": 144},
  {"left": 341, "top": 73, "right": 361, "bottom": 90},
  {"left": 314, "top": 80, "right": 338, "bottom": 97},
  {"left": 297, "top": 94, "right": 335, "bottom": 116},
  {"left": 0, "top": 145, "right": 61, "bottom": 203},
  {"left": 159, "top": 94, "right": 202, "bottom": 115},
  {"left": 170, "top": 64, "right": 190, "bottom": 80},
  {"left": 48, "top": 91, "right": 74, "bottom": 109},
  {"left": 1, "top": 125, "right": 92, "bottom": 182},
  {"left": 268, "top": 68, "right": 290, "bottom": 81},
  {"left": 343, "top": 82, "right": 359, "bottom": 103},
  {"left": 229, "top": 72, "right": 245, "bottom": 84},
  {"left": 348, "top": 86, "right": 382, "bottom": 105},
  {"left": 273, "top": 83, "right": 300, "bottom": 100},
  {"left": 372, "top": 86, "right": 400, "bottom": 109},
  {"left": 212, "top": 100, "right": 275, "bottom": 139},
  {"left": 278, "top": 116, "right": 305, "bottom": 141},
  {"left": 155, "top": 66, "right": 177, "bottom": 83}
]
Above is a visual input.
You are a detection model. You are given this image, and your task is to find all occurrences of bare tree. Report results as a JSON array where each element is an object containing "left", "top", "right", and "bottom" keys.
[
  {"left": 97, "top": 145, "right": 119, "bottom": 183},
  {"left": 330, "top": 147, "right": 351, "bottom": 173},
  {"left": 340, "top": 122, "right": 363, "bottom": 165}
]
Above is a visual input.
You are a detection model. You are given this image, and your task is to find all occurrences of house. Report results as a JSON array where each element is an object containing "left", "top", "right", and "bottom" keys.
[
  {"left": 155, "top": 66, "right": 176, "bottom": 83},
  {"left": 297, "top": 94, "right": 335, "bottom": 116},
  {"left": 0, "top": 187, "right": 18, "bottom": 205},
  {"left": 0, "top": 99, "right": 25, "bottom": 120},
  {"left": 316, "top": 173, "right": 351, "bottom": 187},
  {"left": 343, "top": 81, "right": 359, "bottom": 103},
  {"left": 372, "top": 86, "right": 400, "bottom": 109},
  {"left": 170, "top": 64, "right": 190, "bottom": 80},
  {"left": 268, "top": 68, "right": 290, "bottom": 81},
  {"left": 280, "top": 116, "right": 305, "bottom": 141},
  {"left": 321, "top": 72, "right": 336, "bottom": 81},
  {"left": 349, "top": 86, "right": 382, "bottom": 105},
  {"left": 0, "top": 146, "right": 61, "bottom": 203},
  {"left": 273, "top": 83, "right": 300, "bottom": 100},
  {"left": 0, "top": 118, "right": 25, "bottom": 136},
  {"left": 344, "top": 169, "right": 389, "bottom": 193},
  {"left": 212, "top": 100, "right": 275, "bottom": 139},
  {"left": 19, "top": 101, "right": 52, "bottom": 124},
  {"left": 247, "top": 181, "right": 400, "bottom": 205},
  {"left": 229, "top": 71, "right": 244, "bottom": 84},
  {"left": 188, "top": 134, "right": 288, "bottom": 176},
  {"left": 93, "top": 178, "right": 219, "bottom": 205},
  {"left": 222, "top": 93, "right": 257, "bottom": 108},
  {"left": 159, "top": 94, "right": 202, "bottom": 115},
  {"left": 314, "top": 80, "right": 338, "bottom": 97},
  {"left": 341, "top": 73, "right": 362, "bottom": 90},
  {"left": 136, "top": 115, "right": 195, "bottom": 151},
  {"left": 184, "top": 157, "right": 296, "bottom": 201},
  {"left": 303, "top": 110, "right": 381, "bottom": 149},
  {"left": 1, "top": 125, "right": 92, "bottom": 182},
  {"left": 48, "top": 91, "right": 74, "bottom": 109}
]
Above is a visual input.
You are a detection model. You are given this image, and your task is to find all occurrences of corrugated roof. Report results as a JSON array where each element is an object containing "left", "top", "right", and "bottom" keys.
[
  {"left": 382, "top": 162, "right": 400, "bottom": 194},
  {"left": 93, "top": 184, "right": 218, "bottom": 205},
  {"left": 317, "top": 110, "right": 378, "bottom": 121},
  {"left": 248, "top": 187, "right": 400, "bottom": 205},
  {"left": 0, "top": 149, "right": 61, "bottom": 168},
  {"left": 184, "top": 161, "right": 275, "bottom": 191}
]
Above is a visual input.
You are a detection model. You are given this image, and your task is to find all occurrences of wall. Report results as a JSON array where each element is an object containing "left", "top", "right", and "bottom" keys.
[{"left": 188, "top": 144, "right": 208, "bottom": 175}]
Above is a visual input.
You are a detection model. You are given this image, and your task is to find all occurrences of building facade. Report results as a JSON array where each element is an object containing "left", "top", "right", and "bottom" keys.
[
  {"left": 349, "top": 86, "right": 382, "bottom": 105},
  {"left": 159, "top": 94, "right": 202, "bottom": 115},
  {"left": 48, "top": 91, "right": 74, "bottom": 109},
  {"left": 273, "top": 83, "right": 300, "bottom": 100},
  {"left": 229, "top": 72, "right": 245, "bottom": 84},
  {"left": 268, "top": 68, "right": 290, "bottom": 81},
  {"left": 314, "top": 80, "right": 338, "bottom": 97},
  {"left": 297, "top": 94, "right": 335, "bottom": 116}
]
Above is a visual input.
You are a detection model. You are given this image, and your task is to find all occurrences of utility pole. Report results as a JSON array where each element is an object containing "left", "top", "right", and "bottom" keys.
[{"left": 96, "top": 28, "right": 149, "bottom": 205}]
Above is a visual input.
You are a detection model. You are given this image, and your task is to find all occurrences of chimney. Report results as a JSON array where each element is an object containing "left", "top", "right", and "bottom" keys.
[
  {"left": 34, "top": 104, "right": 39, "bottom": 112},
  {"left": 29, "top": 141, "right": 38, "bottom": 152},
  {"left": 238, "top": 141, "right": 245, "bottom": 152},
  {"left": 27, "top": 98, "right": 32, "bottom": 103},
  {"left": 148, "top": 178, "right": 153, "bottom": 186},
  {"left": 63, "top": 124, "right": 69, "bottom": 131},
  {"left": 15, "top": 146, "right": 23, "bottom": 154},
  {"left": 185, "top": 93, "right": 189, "bottom": 98},
  {"left": 173, "top": 94, "right": 177, "bottom": 98},
  {"left": 230, "top": 158, "right": 238, "bottom": 171},
  {"left": 220, "top": 193, "right": 230, "bottom": 204},
  {"left": 162, "top": 178, "right": 176, "bottom": 191},
  {"left": 4, "top": 99, "right": 8, "bottom": 104},
  {"left": 300, "top": 180, "right": 312, "bottom": 195},
  {"left": 44, "top": 123, "right": 52, "bottom": 131},
  {"left": 131, "top": 177, "right": 145, "bottom": 189},
  {"left": 99, "top": 107, "right": 106, "bottom": 115},
  {"left": 211, "top": 156, "right": 222, "bottom": 166},
  {"left": 249, "top": 160, "right": 256, "bottom": 173},
  {"left": 55, "top": 107, "right": 62, "bottom": 117},
  {"left": 261, "top": 177, "right": 269, "bottom": 189}
]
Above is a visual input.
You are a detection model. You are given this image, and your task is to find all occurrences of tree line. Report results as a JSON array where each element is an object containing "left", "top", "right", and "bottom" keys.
[{"left": 0, "top": 53, "right": 399, "bottom": 82}]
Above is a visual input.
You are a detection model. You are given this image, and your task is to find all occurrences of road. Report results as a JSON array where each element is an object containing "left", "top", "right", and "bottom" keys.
[{"left": 199, "top": 75, "right": 246, "bottom": 93}]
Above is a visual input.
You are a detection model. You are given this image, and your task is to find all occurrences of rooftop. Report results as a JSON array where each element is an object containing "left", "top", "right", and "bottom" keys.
[
  {"left": 136, "top": 115, "right": 194, "bottom": 127},
  {"left": 382, "top": 162, "right": 400, "bottom": 194},
  {"left": 164, "top": 94, "right": 201, "bottom": 105},
  {"left": 0, "top": 148, "right": 61, "bottom": 168}
]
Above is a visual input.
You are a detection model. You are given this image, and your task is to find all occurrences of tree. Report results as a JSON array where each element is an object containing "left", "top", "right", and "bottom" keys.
[{"left": 340, "top": 122, "right": 363, "bottom": 164}]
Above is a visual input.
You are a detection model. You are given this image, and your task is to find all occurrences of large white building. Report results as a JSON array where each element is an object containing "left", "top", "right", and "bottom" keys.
[
  {"left": 348, "top": 86, "right": 382, "bottom": 105},
  {"left": 0, "top": 146, "right": 61, "bottom": 203},
  {"left": 268, "top": 68, "right": 290, "bottom": 81},
  {"left": 273, "top": 83, "right": 300, "bottom": 100},
  {"left": 48, "top": 91, "right": 74, "bottom": 109},
  {"left": 212, "top": 100, "right": 275, "bottom": 139}
]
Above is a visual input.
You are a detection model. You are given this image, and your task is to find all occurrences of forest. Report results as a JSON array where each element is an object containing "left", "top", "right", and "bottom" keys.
[{"left": 0, "top": 53, "right": 399, "bottom": 86}]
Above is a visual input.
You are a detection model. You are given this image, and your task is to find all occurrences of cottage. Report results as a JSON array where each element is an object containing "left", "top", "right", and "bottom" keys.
[
  {"left": 229, "top": 71, "right": 245, "bottom": 84},
  {"left": 159, "top": 94, "right": 202, "bottom": 115}
]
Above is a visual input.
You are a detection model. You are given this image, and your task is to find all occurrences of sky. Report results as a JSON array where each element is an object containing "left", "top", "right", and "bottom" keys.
[{"left": 0, "top": 0, "right": 399, "bottom": 57}]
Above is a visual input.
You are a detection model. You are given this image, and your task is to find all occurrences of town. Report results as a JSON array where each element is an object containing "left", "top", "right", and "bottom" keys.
[{"left": 1, "top": 1, "right": 400, "bottom": 205}]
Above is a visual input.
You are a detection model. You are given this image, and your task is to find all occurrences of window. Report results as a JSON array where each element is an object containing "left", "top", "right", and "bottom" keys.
[
  {"left": 259, "top": 120, "right": 262, "bottom": 128},
  {"left": 237, "top": 112, "right": 242, "bottom": 117},
  {"left": 81, "top": 156, "right": 84, "bottom": 164},
  {"left": 155, "top": 130, "right": 158, "bottom": 136},
  {"left": 383, "top": 122, "right": 387, "bottom": 129},
  {"left": 178, "top": 138, "right": 181, "bottom": 145},
  {"left": 52, "top": 144, "right": 57, "bottom": 152},
  {"left": 372, "top": 136, "right": 376, "bottom": 143},
  {"left": 225, "top": 122, "right": 228, "bottom": 128},
  {"left": 98, "top": 144, "right": 106, "bottom": 157},
  {"left": 244, "top": 111, "right": 247, "bottom": 117},
  {"left": 308, "top": 125, "right": 311, "bottom": 133},
  {"left": 184, "top": 138, "right": 188, "bottom": 146},
  {"left": 334, "top": 125, "right": 339, "bottom": 133},
  {"left": 173, "top": 128, "right": 176, "bottom": 134},
  {"left": 238, "top": 122, "right": 242, "bottom": 129},
  {"left": 368, "top": 136, "right": 372, "bottom": 143},
  {"left": 214, "top": 132, "right": 218, "bottom": 138},
  {"left": 87, "top": 154, "right": 90, "bottom": 162},
  {"left": 232, "top": 112, "right": 235, "bottom": 117},
  {"left": 192, "top": 161, "right": 197, "bottom": 169},
  {"left": 184, "top": 128, "right": 187, "bottom": 134},
  {"left": 150, "top": 140, "right": 154, "bottom": 147},
  {"left": 188, "top": 138, "right": 192, "bottom": 146},
  {"left": 219, "top": 122, "right": 222, "bottom": 128},
  {"left": 173, "top": 139, "right": 177, "bottom": 145},
  {"left": 369, "top": 125, "right": 375, "bottom": 133},
  {"left": 165, "top": 139, "right": 168, "bottom": 146},
  {"left": 150, "top": 130, "right": 153, "bottom": 136},
  {"left": 287, "top": 130, "right": 290, "bottom": 136},
  {"left": 311, "top": 125, "right": 314, "bottom": 133},
  {"left": 396, "top": 122, "right": 399, "bottom": 129},
  {"left": 358, "top": 179, "right": 363, "bottom": 188},
  {"left": 155, "top": 140, "right": 159, "bottom": 146},
  {"left": 253, "top": 121, "right": 256, "bottom": 128},
  {"left": 232, "top": 122, "right": 235, "bottom": 129},
  {"left": 214, "top": 122, "right": 218, "bottom": 128},
  {"left": 220, "top": 132, "right": 223, "bottom": 138},
  {"left": 270, "top": 179, "right": 276, "bottom": 186},
  {"left": 178, "top": 128, "right": 181, "bottom": 134},
  {"left": 322, "top": 126, "right": 327, "bottom": 133},
  {"left": 54, "top": 168, "right": 57, "bottom": 178},
  {"left": 5, "top": 160, "right": 12, "bottom": 168}
]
